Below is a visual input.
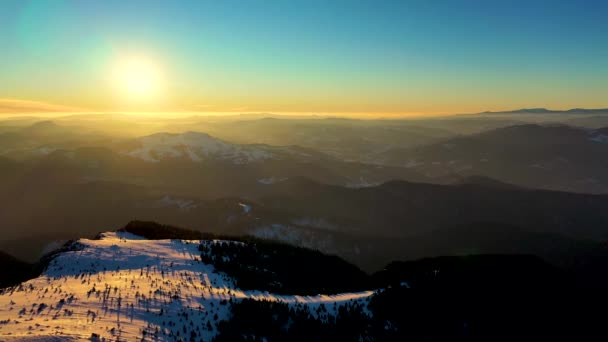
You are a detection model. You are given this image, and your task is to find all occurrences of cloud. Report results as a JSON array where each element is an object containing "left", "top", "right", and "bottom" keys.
[{"left": 0, "top": 99, "right": 87, "bottom": 113}]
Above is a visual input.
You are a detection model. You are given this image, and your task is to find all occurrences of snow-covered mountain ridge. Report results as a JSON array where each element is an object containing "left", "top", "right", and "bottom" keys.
[
  {"left": 0, "top": 232, "right": 373, "bottom": 341},
  {"left": 124, "top": 132, "right": 312, "bottom": 164}
]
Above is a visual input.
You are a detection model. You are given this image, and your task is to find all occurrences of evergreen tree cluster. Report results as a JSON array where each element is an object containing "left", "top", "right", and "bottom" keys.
[
  {"left": 214, "top": 299, "right": 371, "bottom": 342},
  {"left": 198, "top": 240, "right": 369, "bottom": 295}
]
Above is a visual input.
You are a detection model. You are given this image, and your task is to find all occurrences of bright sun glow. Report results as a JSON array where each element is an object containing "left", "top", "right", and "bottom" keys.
[{"left": 113, "top": 58, "right": 161, "bottom": 99}]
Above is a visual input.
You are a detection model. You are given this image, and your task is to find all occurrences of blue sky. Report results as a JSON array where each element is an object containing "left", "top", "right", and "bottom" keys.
[{"left": 0, "top": 0, "right": 606, "bottom": 114}]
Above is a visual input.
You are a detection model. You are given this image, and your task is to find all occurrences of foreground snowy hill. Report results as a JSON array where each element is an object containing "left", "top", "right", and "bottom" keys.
[
  {"left": 2, "top": 221, "right": 606, "bottom": 341},
  {"left": 0, "top": 232, "right": 373, "bottom": 341}
]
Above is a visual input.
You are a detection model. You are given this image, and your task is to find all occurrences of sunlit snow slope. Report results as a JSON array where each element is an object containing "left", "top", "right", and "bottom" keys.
[
  {"left": 0, "top": 232, "right": 373, "bottom": 341},
  {"left": 125, "top": 132, "right": 277, "bottom": 163}
]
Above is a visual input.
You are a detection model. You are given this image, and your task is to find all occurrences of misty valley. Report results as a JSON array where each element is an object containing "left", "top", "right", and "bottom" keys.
[{"left": 3, "top": 111, "right": 608, "bottom": 341}]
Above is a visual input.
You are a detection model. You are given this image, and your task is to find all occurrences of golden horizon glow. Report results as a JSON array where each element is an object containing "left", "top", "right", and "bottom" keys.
[
  {"left": 2, "top": 2, "right": 607, "bottom": 117},
  {"left": 2, "top": 97, "right": 608, "bottom": 120}
]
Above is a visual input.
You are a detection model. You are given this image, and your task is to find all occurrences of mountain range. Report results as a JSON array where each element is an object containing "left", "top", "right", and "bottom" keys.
[
  {"left": 481, "top": 108, "right": 608, "bottom": 115},
  {"left": 3, "top": 115, "right": 608, "bottom": 292},
  {"left": 377, "top": 124, "right": 608, "bottom": 193}
]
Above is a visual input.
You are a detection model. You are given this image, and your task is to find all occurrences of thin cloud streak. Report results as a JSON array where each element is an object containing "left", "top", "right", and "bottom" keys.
[{"left": 0, "top": 99, "right": 88, "bottom": 114}]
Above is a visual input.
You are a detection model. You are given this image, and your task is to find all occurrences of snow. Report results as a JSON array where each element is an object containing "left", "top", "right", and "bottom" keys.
[
  {"left": 251, "top": 224, "right": 338, "bottom": 253},
  {"left": 237, "top": 203, "right": 251, "bottom": 214},
  {"left": 590, "top": 134, "right": 608, "bottom": 144},
  {"left": 252, "top": 224, "right": 306, "bottom": 245},
  {"left": 36, "top": 147, "right": 57, "bottom": 155},
  {"left": 0, "top": 232, "right": 374, "bottom": 341},
  {"left": 125, "top": 132, "right": 276, "bottom": 164},
  {"left": 157, "top": 196, "right": 197, "bottom": 211}
]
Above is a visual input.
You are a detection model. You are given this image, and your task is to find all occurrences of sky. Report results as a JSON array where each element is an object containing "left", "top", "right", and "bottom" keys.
[{"left": 0, "top": 0, "right": 607, "bottom": 116}]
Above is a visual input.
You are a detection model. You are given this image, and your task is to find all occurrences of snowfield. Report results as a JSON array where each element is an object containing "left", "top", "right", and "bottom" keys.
[
  {"left": 0, "top": 232, "right": 373, "bottom": 341},
  {"left": 124, "top": 132, "right": 277, "bottom": 164}
]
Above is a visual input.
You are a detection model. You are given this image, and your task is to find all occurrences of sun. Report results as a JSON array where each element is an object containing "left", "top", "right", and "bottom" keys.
[{"left": 113, "top": 58, "right": 162, "bottom": 99}]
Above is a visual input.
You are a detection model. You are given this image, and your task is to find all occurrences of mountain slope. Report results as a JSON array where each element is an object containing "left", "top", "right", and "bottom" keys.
[
  {"left": 122, "top": 132, "right": 299, "bottom": 164},
  {"left": 0, "top": 231, "right": 373, "bottom": 341},
  {"left": 378, "top": 124, "right": 608, "bottom": 193},
  {"left": 1, "top": 227, "right": 604, "bottom": 341},
  {"left": 257, "top": 177, "right": 608, "bottom": 240}
]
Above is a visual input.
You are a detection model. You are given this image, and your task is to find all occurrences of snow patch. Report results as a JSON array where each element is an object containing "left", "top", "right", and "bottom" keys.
[
  {"left": 36, "top": 147, "right": 57, "bottom": 155},
  {"left": 251, "top": 224, "right": 337, "bottom": 253},
  {"left": 590, "top": 134, "right": 608, "bottom": 144},
  {"left": 156, "top": 195, "right": 197, "bottom": 211},
  {"left": 238, "top": 203, "right": 251, "bottom": 214},
  {"left": 125, "top": 132, "right": 276, "bottom": 164}
]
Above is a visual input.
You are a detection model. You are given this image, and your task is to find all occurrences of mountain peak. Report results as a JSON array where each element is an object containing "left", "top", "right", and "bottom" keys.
[
  {"left": 125, "top": 131, "right": 276, "bottom": 163},
  {"left": 0, "top": 228, "right": 373, "bottom": 340},
  {"left": 25, "top": 120, "right": 60, "bottom": 132}
]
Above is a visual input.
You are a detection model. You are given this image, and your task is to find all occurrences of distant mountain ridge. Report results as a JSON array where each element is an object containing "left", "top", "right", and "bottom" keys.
[
  {"left": 123, "top": 131, "right": 286, "bottom": 164},
  {"left": 481, "top": 108, "right": 608, "bottom": 115},
  {"left": 377, "top": 123, "right": 608, "bottom": 193}
]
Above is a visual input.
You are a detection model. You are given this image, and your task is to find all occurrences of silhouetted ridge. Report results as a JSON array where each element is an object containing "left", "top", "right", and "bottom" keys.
[
  {"left": 483, "top": 108, "right": 608, "bottom": 114},
  {"left": 373, "top": 254, "right": 568, "bottom": 290},
  {"left": 0, "top": 251, "right": 36, "bottom": 288},
  {"left": 119, "top": 220, "right": 210, "bottom": 240},
  {"left": 454, "top": 175, "right": 522, "bottom": 189}
]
